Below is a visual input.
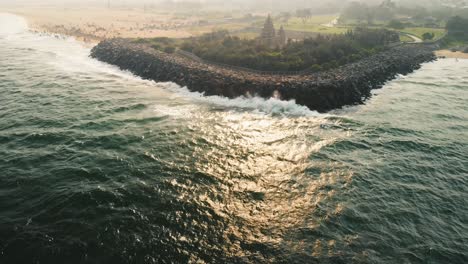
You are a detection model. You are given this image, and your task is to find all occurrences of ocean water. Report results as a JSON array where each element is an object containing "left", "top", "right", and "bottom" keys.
[{"left": 0, "top": 13, "right": 467, "bottom": 264}]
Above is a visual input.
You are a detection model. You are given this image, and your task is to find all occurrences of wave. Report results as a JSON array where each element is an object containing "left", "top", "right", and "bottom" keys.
[
  {"left": 81, "top": 62, "right": 321, "bottom": 117},
  {"left": 0, "top": 12, "right": 324, "bottom": 118},
  {"left": 160, "top": 82, "right": 323, "bottom": 117},
  {"left": 397, "top": 80, "right": 443, "bottom": 87}
]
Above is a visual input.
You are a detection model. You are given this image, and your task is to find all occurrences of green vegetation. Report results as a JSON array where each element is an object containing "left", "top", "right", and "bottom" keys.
[
  {"left": 402, "top": 27, "right": 446, "bottom": 40},
  {"left": 278, "top": 23, "right": 349, "bottom": 35},
  {"left": 164, "top": 46, "right": 176, "bottom": 54},
  {"left": 399, "top": 34, "right": 413, "bottom": 43},
  {"left": 340, "top": 0, "right": 458, "bottom": 27},
  {"left": 285, "top": 15, "right": 337, "bottom": 26},
  {"left": 339, "top": 1, "right": 449, "bottom": 43},
  {"left": 439, "top": 16, "right": 468, "bottom": 48},
  {"left": 253, "top": 15, "right": 349, "bottom": 35},
  {"left": 341, "top": 0, "right": 397, "bottom": 25},
  {"left": 132, "top": 37, "right": 182, "bottom": 53},
  {"left": 295, "top": 9, "right": 313, "bottom": 24},
  {"left": 422, "top": 32, "right": 435, "bottom": 41},
  {"left": 388, "top": 20, "right": 405, "bottom": 30},
  {"left": 339, "top": 0, "right": 454, "bottom": 42},
  {"left": 231, "top": 32, "right": 259, "bottom": 40},
  {"left": 187, "top": 22, "right": 251, "bottom": 36},
  {"left": 172, "top": 28, "right": 398, "bottom": 72},
  {"left": 446, "top": 16, "right": 468, "bottom": 38}
]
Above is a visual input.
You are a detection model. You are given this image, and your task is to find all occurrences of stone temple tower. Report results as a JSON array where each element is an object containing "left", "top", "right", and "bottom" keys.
[
  {"left": 260, "top": 14, "right": 276, "bottom": 48},
  {"left": 278, "top": 26, "right": 286, "bottom": 48},
  {"left": 259, "top": 15, "right": 287, "bottom": 49}
]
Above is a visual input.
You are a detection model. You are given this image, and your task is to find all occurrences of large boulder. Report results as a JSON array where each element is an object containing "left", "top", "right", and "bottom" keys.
[{"left": 91, "top": 39, "right": 436, "bottom": 112}]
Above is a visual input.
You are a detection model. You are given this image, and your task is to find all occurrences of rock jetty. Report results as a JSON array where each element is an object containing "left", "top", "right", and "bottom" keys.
[{"left": 91, "top": 38, "right": 436, "bottom": 112}]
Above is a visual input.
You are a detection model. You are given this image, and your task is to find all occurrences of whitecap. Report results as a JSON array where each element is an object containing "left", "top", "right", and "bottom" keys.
[
  {"left": 159, "top": 82, "right": 324, "bottom": 117},
  {"left": 0, "top": 12, "right": 324, "bottom": 118}
]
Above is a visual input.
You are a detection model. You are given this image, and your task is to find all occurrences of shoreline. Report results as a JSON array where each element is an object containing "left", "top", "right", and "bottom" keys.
[
  {"left": 2, "top": 11, "right": 454, "bottom": 112},
  {"left": 5, "top": 9, "right": 466, "bottom": 60},
  {"left": 0, "top": 10, "right": 100, "bottom": 46},
  {"left": 1, "top": 7, "right": 196, "bottom": 43},
  {"left": 435, "top": 49, "right": 468, "bottom": 59},
  {"left": 91, "top": 39, "right": 436, "bottom": 112}
]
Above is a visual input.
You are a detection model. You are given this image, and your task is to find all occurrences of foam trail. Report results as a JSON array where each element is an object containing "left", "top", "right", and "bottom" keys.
[
  {"left": 0, "top": 12, "right": 322, "bottom": 117},
  {"left": 161, "top": 83, "right": 324, "bottom": 117}
]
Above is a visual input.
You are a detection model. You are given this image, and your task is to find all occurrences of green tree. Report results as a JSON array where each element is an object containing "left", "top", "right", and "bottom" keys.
[
  {"left": 296, "top": 9, "right": 312, "bottom": 24},
  {"left": 164, "top": 46, "right": 176, "bottom": 53},
  {"left": 388, "top": 20, "right": 405, "bottom": 29},
  {"left": 422, "top": 32, "right": 435, "bottom": 41},
  {"left": 176, "top": 28, "right": 398, "bottom": 72},
  {"left": 447, "top": 16, "right": 468, "bottom": 35},
  {"left": 280, "top": 12, "right": 292, "bottom": 25}
]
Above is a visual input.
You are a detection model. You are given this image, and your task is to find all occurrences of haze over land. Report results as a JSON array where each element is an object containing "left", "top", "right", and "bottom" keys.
[
  {"left": 1, "top": 0, "right": 467, "bottom": 65},
  {"left": 2, "top": 0, "right": 468, "bottom": 9},
  {"left": 0, "top": 0, "right": 468, "bottom": 263}
]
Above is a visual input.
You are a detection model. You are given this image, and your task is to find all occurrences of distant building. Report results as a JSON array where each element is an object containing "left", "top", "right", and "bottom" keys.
[
  {"left": 258, "top": 15, "right": 287, "bottom": 49},
  {"left": 278, "top": 26, "right": 287, "bottom": 47}
]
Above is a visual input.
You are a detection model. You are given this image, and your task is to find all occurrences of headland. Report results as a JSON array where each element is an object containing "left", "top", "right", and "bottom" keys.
[{"left": 91, "top": 39, "right": 436, "bottom": 112}]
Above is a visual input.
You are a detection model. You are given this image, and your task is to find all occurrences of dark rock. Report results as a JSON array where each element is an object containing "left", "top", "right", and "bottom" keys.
[{"left": 90, "top": 38, "right": 436, "bottom": 112}]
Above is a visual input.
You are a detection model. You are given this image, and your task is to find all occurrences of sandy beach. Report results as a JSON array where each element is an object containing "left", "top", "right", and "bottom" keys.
[
  {"left": 3, "top": 7, "right": 467, "bottom": 61},
  {"left": 1, "top": 7, "right": 209, "bottom": 43},
  {"left": 435, "top": 49, "right": 468, "bottom": 59}
]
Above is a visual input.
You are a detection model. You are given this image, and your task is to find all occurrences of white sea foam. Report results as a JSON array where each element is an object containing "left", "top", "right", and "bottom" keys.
[
  {"left": 159, "top": 83, "right": 323, "bottom": 117},
  {"left": 0, "top": 12, "right": 323, "bottom": 118}
]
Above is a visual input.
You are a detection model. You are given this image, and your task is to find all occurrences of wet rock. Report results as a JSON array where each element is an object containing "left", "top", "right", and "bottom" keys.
[{"left": 90, "top": 38, "right": 436, "bottom": 112}]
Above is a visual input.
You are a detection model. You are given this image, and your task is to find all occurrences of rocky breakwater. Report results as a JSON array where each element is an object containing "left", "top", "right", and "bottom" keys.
[{"left": 90, "top": 38, "right": 436, "bottom": 112}]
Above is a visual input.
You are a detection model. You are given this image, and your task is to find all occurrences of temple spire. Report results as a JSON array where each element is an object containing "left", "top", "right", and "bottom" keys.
[
  {"left": 261, "top": 14, "right": 276, "bottom": 48},
  {"left": 278, "top": 26, "right": 286, "bottom": 47}
]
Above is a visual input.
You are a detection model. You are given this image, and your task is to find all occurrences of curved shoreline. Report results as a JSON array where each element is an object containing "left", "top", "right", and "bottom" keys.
[
  {"left": 435, "top": 49, "right": 468, "bottom": 59},
  {"left": 91, "top": 39, "right": 436, "bottom": 112}
]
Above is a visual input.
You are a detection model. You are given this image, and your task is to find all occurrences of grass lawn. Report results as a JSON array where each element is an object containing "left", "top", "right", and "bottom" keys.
[
  {"left": 186, "top": 22, "right": 251, "bottom": 35},
  {"left": 399, "top": 34, "right": 414, "bottom": 42},
  {"left": 232, "top": 32, "right": 259, "bottom": 39},
  {"left": 286, "top": 15, "right": 338, "bottom": 25},
  {"left": 438, "top": 35, "right": 468, "bottom": 49},
  {"left": 275, "top": 15, "right": 350, "bottom": 34},
  {"left": 325, "top": 20, "right": 447, "bottom": 40},
  {"left": 188, "top": 15, "right": 350, "bottom": 36},
  {"left": 281, "top": 24, "right": 350, "bottom": 34},
  {"left": 444, "top": 40, "right": 468, "bottom": 48},
  {"left": 185, "top": 15, "right": 449, "bottom": 39},
  {"left": 341, "top": 19, "right": 387, "bottom": 26}
]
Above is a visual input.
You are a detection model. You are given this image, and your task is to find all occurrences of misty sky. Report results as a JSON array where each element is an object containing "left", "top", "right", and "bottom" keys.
[{"left": 0, "top": 0, "right": 462, "bottom": 10}]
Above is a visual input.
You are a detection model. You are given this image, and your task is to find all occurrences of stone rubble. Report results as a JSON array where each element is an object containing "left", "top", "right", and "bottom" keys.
[{"left": 91, "top": 38, "right": 436, "bottom": 112}]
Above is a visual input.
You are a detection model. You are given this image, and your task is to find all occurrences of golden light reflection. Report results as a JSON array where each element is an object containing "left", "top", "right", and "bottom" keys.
[{"left": 174, "top": 110, "right": 356, "bottom": 259}]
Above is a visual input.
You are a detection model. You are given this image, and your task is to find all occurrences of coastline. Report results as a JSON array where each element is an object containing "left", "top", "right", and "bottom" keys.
[
  {"left": 0, "top": 11, "right": 447, "bottom": 112},
  {"left": 6, "top": 9, "right": 466, "bottom": 60},
  {"left": 435, "top": 49, "right": 468, "bottom": 59},
  {"left": 91, "top": 39, "right": 436, "bottom": 112},
  {"left": 1, "top": 7, "right": 196, "bottom": 44}
]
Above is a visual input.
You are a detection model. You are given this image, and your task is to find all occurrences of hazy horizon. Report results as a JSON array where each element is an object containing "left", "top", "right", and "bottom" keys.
[
  {"left": 0, "top": 0, "right": 467, "bottom": 262},
  {"left": 2, "top": 0, "right": 465, "bottom": 10}
]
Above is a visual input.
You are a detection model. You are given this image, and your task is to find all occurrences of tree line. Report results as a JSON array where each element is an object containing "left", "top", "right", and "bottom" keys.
[
  {"left": 174, "top": 28, "right": 399, "bottom": 72},
  {"left": 446, "top": 16, "right": 468, "bottom": 38},
  {"left": 138, "top": 28, "right": 399, "bottom": 72},
  {"left": 341, "top": 0, "right": 468, "bottom": 27}
]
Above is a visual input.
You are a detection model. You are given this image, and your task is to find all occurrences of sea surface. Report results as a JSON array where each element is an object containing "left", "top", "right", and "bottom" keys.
[{"left": 0, "top": 13, "right": 467, "bottom": 264}]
